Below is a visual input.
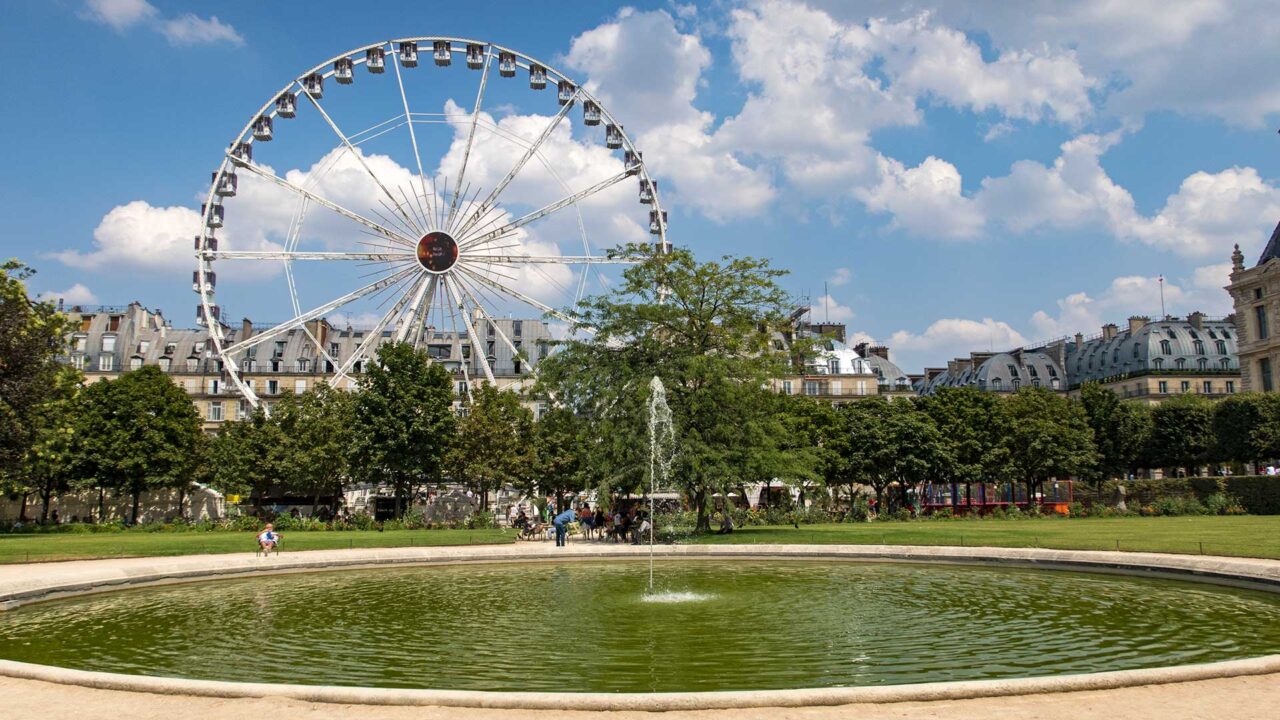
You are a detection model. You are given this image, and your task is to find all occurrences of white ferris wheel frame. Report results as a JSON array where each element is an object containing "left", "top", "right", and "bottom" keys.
[{"left": 194, "top": 36, "right": 670, "bottom": 409}]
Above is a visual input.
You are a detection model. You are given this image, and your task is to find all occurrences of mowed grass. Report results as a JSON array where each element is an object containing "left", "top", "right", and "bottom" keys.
[
  {"left": 0, "top": 528, "right": 515, "bottom": 564},
  {"left": 695, "top": 515, "right": 1280, "bottom": 559}
]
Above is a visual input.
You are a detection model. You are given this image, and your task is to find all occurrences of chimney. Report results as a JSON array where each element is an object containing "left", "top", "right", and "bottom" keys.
[
  {"left": 868, "top": 345, "right": 889, "bottom": 360},
  {"left": 242, "top": 318, "right": 253, "bottom": 341},
  {"left": 1128, "top": 315, "right": 1149, "bottom": 335},
  {"left": 925, "top": 368, "right": 946, "bottom": 382},
  {"left": 1101, "top": 323, "right": 1118, "bottom": 341},
  {"left": 1074, "top": 332, "right": 1084, "bottom": 348},
  {"left": 853, "top": 341, "right": 870, "bottom": 357},
  {"left": 1188, "top": 311, "right": 1205, "bottom": 331}
]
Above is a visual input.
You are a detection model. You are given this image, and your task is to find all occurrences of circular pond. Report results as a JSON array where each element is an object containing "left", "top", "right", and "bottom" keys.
[{"left": 1, "top": 559, "right": 1278, "bottom": 693}]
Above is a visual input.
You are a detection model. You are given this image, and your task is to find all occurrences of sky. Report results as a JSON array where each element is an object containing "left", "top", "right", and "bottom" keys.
[{"left": 2, "top": 0, "right": 1278, "bottom": 373}]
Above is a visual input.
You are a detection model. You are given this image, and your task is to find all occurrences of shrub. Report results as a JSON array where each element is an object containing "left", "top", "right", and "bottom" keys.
[
  {"left": 1223, "top": 476, "right": 1280, "bottom": 515},
  {"left": 467, "top": 511, "right": 498, "bottom": 530},
  {"left": 348, "top": 511, "right": 376, "bottom": 531}
]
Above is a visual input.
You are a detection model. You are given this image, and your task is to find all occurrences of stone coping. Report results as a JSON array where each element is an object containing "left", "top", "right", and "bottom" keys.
[{"left": 1, "top": 543, "right": 1279, "bottom": 710}]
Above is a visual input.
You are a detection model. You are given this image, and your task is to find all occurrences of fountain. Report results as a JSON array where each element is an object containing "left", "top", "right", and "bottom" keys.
[{"left": 646, "top": 376, "right": 676, "bottom": 593}]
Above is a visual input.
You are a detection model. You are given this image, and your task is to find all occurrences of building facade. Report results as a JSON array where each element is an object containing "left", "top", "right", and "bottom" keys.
[
  {"left": 1227, "top": 227, "right": 1280, "bottom": 392},
  {"left": 62, "top": 302, "right": 553, "bottom": 430},
  {"left": 773, "top": 308, "right": 914, "bottom": 403}
]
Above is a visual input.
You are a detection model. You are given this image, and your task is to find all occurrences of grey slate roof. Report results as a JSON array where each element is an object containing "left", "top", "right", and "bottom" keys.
[{"left": 1257, "top": 220, "right": 1280, "bottom": 267}]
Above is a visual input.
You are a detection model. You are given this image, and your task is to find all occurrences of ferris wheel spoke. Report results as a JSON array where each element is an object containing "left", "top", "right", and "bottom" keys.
[
  {"left": 296, "top": 80, "right": 423, "bottom": 236},
  {"left": 458, "top": 169, "right": 634, "bottom": 252},
  {"left": 454, "top": 265, "right": 579, "bottom": 327},
  {"left": 446, "top": 47, "right": 494, "bottom": 232},
  {"left": 392, "top": 45, "right": 428, "bottom": 184},
  {"left": 452, "top": 272, "right": 532, "bottom": 373},
  {"left": 459, "top": 254, "right": 634, "bottom": 265},
  {"left": 393, "top": 274, "right": 435, "bottom": 344},
  {"left": 440, "top": 276, "right": 475, "bottom": 404},
  {"left": 223, "top": 266, "right": 417, "bottom": 357},
  {"left": 333, "top": 274, "right": 425, "bottom": 385},
  {"left": 452, "top": 93, "right": 580, "bottom": 239},
  {"left": 443, "top": 275, "right": 495, "bottom": 385},
  {"left": 208, "top": 251, "right": 414, "bottom": 261},
  {"left": 230, "top": 157, "right": 415, "bottom": 246}
]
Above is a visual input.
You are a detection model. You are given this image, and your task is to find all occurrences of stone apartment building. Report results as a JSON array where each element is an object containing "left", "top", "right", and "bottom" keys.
[
  {"left": 1227, "top": 225, "right": 1280, "bottom": 392},
  {"left": 773, "top": 307, "right": 914, "bottom": 403},
  {"left": 63, "top": 302, "right": 553, "bottom": 430}
]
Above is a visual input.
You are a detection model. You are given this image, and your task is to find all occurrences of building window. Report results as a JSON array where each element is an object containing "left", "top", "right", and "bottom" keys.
[
  {"left": 1050, "top": 377, "right": 1061, "bottom": 390},
  {"left": 186, "top": 357, "right": 198, "bottom": 372},
  {"left": 1153, "top": 358, "right": 1163, "bottom": 369},
  {"left": 296, "top": 358, "right": 310, "bottom": 372},
  {"left": 461, "top": 344, "right": 471, "bottom": 359},
  {"left": 1227, "top": 381, "right": 1236, "bottom": 393},
  {"left": 1159, "top": 339, "right": 1172, "bottom": 355},
  {"left": 1255, "top": 288, "right": 1265, "bottom": 300},
  {"left": 1175, "top": 358, "right": 1186, "bottom": 370},
  {"left": 294, "top": 379, "right": 306, "bottom": 393},
  {"left": 1220, "top": 358, "right": 1231, "bottom": 370},
  {"left": 242, "top": 358, "right": 254, "bottom": 372},
  {"left": 856, "top": 379, "right": 866, "bottom": 395},
  {"left": 782, "top": 380, "right": 793, "bottom": 395},
  {"left": 208, "top": 402, "right": 223, "bottom": 422},
  {"left": 1181, "top": 380, "right": 1191, "bottom": 393},
  {"left": 71, "top": 355, "right": 86, "bottom": 370},
  {"left": 804, "top": 380, "right": 820, "bottom": 396},
  {"left": 991, "top": 377, "right": 1002, "bottom": 391},
  {"left": 102, "top": 335, "right": 117, "bottom": 352},
  {"left": 1257, "top": 305, "right": 1270, "bottom": 340},
  {"left": 208, "top": 379, "right": 220, "bottom": 394},
  {"left": 1203, "top": 380, "right": 1213, "bottom": 394},
  {"left": 129, "top": 357, "right": 142, "bottom": 370},
  {"left": 513, "top": 320, "right": 522, "bottom": 337},
  {"left": 829, "top": 358, "right": 840, "bottom": 374},
  {"left": 457, "top": 381, "right": 469, "bottom": 396},
  {"left": 99, "top": 354, "right": 114, "bottom": 371},
  {"left": 1261, "top": 358, "right": 1274, "bottom": 392},
  {"left": 1198, "top": 358, "right": 1207, "bottom": 370},
  {"left": 194, "top": 341, "right": 205, "bottom": 354},
  {"left": 73, "top": 335, "right": 87, "bottom": 352},
  {"left": 237, "top": 400, "right": 249, "bottom": 421},
  {"left": 487, "top": 323, "right": 495, "bottom": 337},
  {"left": 486, "top": 341, "right": 496, "bottom": 357},
  {"left": 267, "top": 380, "right": 280, "bottom": 395},
  {"left": 1158, "top": 380, "right": 1168, "bottom": 394},
  {"left": 138, "top": 340, "right": 150, "bottom": 354},
  {"left": 1193, "top": 340, "right": 1204, "bottom": 355},
  {"left": 1217, "top": 340, "right": 1228, "bottom": 354},
  {"left": 158, "top": 357, "right": 170, "bottom": 371},
  {"left": 1132, "top": 345, "right": 1140, "bottom": 359},
  {"left": 830, "top": 380, "right": 842, "bottom": 395},
  {"left": 513, "top": 359, "right": 522, "bottom": 375},
  {"left": 329, "top": 343, "right": 339, "bottom": 358},
  {"left": 165, "top": 343, "right": 176, "bottom": 355}
]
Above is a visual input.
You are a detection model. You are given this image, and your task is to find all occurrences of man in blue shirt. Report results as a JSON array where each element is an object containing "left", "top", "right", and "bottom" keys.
[{"left": 553, "top": 507, "right": 577, "bottom": 547}]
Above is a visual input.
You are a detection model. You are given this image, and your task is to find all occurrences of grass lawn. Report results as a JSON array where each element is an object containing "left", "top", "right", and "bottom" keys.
[
  {"left": 0, "top": 528, "right": 515, "bottom": 564},
  {"left": 696, "top": 515, "right": 1280, "bottom": 559}
]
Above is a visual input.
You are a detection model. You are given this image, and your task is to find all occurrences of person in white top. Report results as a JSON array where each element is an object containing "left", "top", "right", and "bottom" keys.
[{"left": 257, "top": 523, "right": 281, "bottom": 554}]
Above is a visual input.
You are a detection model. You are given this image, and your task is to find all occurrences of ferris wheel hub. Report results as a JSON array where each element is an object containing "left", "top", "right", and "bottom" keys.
[{"left": 416, "top": 231, "right": 459, "bottom": 273}]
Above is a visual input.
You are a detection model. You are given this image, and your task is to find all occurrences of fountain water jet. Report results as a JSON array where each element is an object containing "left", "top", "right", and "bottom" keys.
[{"left": 647, "top": 376, "right": 675, "bottom": 593}]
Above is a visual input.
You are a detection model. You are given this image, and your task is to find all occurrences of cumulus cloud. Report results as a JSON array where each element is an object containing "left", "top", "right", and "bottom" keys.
[
  {"left": 828, "top": 267, "right": 852, "bottom": 286},
  {"left": 1028, "top": 275, "right": 1184, "bottom": 339},
  {"left": 79, "top": 0, "right": 242, "bottom": 46},
  {"left": 811, "top": 294, "right": 855, "bottom": 323},
  {"left": 888, "top": 317, "right": 1028, "bottom": 370},
  {"left": 858, "top": 155, "right": 984, "bottom": 239},
  {"left": 38, "top": 284, "right": 98, "bottom": 306}
]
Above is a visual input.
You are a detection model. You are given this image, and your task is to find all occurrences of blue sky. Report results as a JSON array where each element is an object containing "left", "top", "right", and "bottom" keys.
[{"left": 2, "top": 0, "right": 1278, "bottom": 372}]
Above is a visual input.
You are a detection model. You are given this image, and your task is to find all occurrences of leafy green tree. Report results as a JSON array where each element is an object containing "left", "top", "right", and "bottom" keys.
[
  {"left": 920, "top": 387, "right": 1011, "bottom": 508},
  {"left": 770, "top": 394, "right": 837, "bottom": 508},
  {"left": 350, "top": 342, "right": 455, "bottom": 517},
  {"left": 0, "top": 260, "right": 73, "bottom": 479},
  {"left": 528, "top": 406, "right": 588, "bottom": 508},
  {"left": 538, "top": 245, "right": 815, "bottom": 531},
  {"left": 1080, "top": 382, "right": 1152, "bottom": 484},
  {"left": 447, "top": 384, "right": 534, "bottom": 510},
  {"left": 206, "top": 407, "right": 289, "bottom": 505},
  {"left": 1145, "top": 393, "right": 1216, "bottom": 475},
  {"left": 1213, "top": 393, "right": 1266, "bottom": 468},
  {"left": 274, "top": 382, "right": 355, "bottom": 514},
  {"left": 73, "top": 366, "right": 204, "bottom": 524},
  {"left": 840, "top": 398, "right": 948, "bottom": 513},
  {"left": 23, "top": 366, "right": 82, "bottom": 523},
  {"left": 1002, "top": 387, "right": 1096, "bottom": 507}
]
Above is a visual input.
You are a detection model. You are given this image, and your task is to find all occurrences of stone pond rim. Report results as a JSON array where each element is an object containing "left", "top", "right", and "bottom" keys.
[{"left": 0, "top": 544, "right": 1278, "bottom": 710}]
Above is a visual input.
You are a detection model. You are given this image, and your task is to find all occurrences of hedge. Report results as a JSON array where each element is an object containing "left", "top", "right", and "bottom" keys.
[{"left": 1112, "top": 476, "right": 1280, "bottom": 515}]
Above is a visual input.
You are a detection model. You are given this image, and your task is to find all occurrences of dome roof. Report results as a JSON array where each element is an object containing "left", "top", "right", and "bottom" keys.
[{"left": 1066, "top": 318, "right": 1238, "bottom": 384}]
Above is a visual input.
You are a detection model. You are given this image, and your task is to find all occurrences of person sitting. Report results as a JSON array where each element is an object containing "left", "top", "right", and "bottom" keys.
[
  {"left": 631, "top": 512, "right": 652, "bottom": 545},
  {"left": 257, "top": 523, "right": 281, "bottom": 555},
  {"left": 717, "top": 511, "right": 735, "bottom": 535}
]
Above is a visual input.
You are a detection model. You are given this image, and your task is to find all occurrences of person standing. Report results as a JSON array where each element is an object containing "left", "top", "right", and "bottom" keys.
[{"left": 553, "top": 506, "right": 577, "bottom": 547}]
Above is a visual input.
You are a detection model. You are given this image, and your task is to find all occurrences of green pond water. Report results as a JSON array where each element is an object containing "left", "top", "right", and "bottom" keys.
[{"left": 1, "top": 559, "right": 1279, "bottom": 693}]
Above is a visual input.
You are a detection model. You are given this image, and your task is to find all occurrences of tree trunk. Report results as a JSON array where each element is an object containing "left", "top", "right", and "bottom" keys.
[
  {"left": 130, "top": 489, "right": 141, "bottom": 525},
  {"left": 18, "top": 493, "right": 29, "bottom": 522},
  {"left": 40, "top": 486, "right": 52, "bottom": 524},
  {"left": 312, "top": 489, "right": 323, "bottom": 518},
  {"left": 694, "top": 488, "right": 710, "bottom": 533},
  {"left": 96, "top": 486, "right": 105, "bottom": 523},
  {"left": 1024, "top": 480, "right": 1035, "bottom": 512},
  {"left": 177, "top": 485, "right": 187, "bottom": 521}
]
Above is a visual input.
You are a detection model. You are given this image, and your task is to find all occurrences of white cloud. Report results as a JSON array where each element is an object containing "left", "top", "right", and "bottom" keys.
[
  {"left": 53, "top": 201, "right": 208, "bottom": 273},
  {"left": 1028, "top": 275, "right": 1185, "bottom": 339},
  {"left": 80, "top": 0, "right": 156, "bottom": 30},
  {"left": 828, "top": 267, "right": 852, "bottom": 286},
  {"left": 858, "top": 155, "right": 984, "bottom": 239},
  {"left": 158, "top": 14, "right": 244, "bottom": 47},
  {"left": 38, "top": 284, "right": 98, "bottom": 306},
  {"left": 79, "top": 0, "right": 242, "bottom": 47},
  {"left": 889, "top": 318, "right": 1027, "bottom": 359},
  {"left": 811, "top": 294, "right": 855, "bottom": 323}
]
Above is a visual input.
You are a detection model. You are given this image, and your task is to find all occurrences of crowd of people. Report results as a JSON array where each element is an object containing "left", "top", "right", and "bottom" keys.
[{"left": 508, "top": 501, "right": 653, "bottom": 547}]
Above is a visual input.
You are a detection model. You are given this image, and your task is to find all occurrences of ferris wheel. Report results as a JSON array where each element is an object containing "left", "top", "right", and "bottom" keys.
[{"left": 194, "top": 37, "right": 668, "bottom": 408}]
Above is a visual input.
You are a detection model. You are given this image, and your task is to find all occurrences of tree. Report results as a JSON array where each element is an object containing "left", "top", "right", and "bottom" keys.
[
  {"left": 0, "top": 260, "right": 73, "bottom": 478},
  {"left": 447, "top": 384, "right": 534, "bottom": 511},
  {"left": 1080, "top": 383, "right": 1151, "bottom": 485},
  {"left": 206, "top": 406, "right": 289, "bottom": 507},
  {"left": 1002, "top": 387, "right": 1096, "bottom": 507},
  {"left": 1145, "top": 393, "right": 1216, "bottom": 475},
  {"left": 840, "top": 398, "right": 948, "bottom": 513},
  {"left": 920, "top": 387, "right": 1011, "bottom": 509},
  {"left": 273, "top": 382, "right": 355, "bottom": 514},
  {"left": 350, "top": 342, "right": 455, "bottom": 517},
  {"left": 538, "top": 245, "right": 815, "bottom": 532},
  {"left": 23, "top": 366, "right": 82, "bottom": 523},
  {"left": 528, "top": 406, "right": 588, "bottom": 508},
  {"left": 73, "top": 365, "right": 204, "bottom": 524}
]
